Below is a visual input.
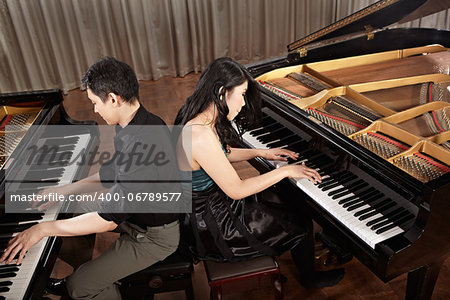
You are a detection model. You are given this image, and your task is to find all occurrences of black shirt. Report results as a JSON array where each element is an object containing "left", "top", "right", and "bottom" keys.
[{"left": 97, "top": 105, "right": 180, "bottom": 227}]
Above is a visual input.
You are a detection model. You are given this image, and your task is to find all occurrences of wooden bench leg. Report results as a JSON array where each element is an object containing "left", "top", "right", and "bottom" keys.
[
  {"left": 185, "top": 277, "right": 195, "bottom": 300},
  {"left": 210, "top": 285, "right": 222, "bottom": 300},
  {"left": 271, "top": 273, "right": 284, "bottom": 300}
]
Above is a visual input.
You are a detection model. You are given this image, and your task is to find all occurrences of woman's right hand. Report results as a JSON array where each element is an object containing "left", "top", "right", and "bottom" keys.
[
  {"left": 31, "top": 185, "right": 70, "bottom": 211},
  {"left": 284, "top": 162, "right": 322, "bottom": 183}
]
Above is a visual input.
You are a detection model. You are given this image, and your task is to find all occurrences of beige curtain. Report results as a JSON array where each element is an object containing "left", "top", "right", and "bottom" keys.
[{"left": 0, "top": 0, "right": 449, "bottom": 93}]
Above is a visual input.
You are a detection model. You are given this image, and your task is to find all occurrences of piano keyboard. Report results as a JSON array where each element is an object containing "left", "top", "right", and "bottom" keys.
[
  {"left": 0, "top": 133, "right": 91, "bottom": 300},
  {"left": 241, "top": 108, "right": 417, "bottom": 249}
]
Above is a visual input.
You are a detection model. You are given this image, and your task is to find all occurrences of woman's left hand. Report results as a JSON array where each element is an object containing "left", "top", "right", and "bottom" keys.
[{"left": 261, "top": 148, "right": 298, "bottom": 161}]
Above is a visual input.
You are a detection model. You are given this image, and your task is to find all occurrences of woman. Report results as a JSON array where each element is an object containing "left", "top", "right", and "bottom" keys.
[{"left": 175, "top": 57, "right": 344, "bottom": 288}]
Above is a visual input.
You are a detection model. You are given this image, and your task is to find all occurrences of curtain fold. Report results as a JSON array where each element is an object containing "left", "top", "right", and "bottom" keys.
[{"left": 0, "top": 0, "right": 449, "bottom": 93}]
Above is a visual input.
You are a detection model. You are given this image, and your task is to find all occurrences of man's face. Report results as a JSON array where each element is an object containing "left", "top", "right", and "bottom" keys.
[{"left": 87, "top": 88, "right": 118, "bottom": 125}]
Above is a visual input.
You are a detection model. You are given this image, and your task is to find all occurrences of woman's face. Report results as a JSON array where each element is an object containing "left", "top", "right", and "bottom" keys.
[{"left": 225, "top": 80, "right": 248, "bottom": 120}]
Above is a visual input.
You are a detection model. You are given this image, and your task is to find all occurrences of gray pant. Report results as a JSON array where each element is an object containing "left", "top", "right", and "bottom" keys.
[{"left": 66, "top": 220, "right": 180, "bottom": 300}]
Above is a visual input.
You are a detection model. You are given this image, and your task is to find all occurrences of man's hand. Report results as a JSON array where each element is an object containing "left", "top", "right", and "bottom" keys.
[
  {"left": 31, "top": 185, "right": 69, "bottom": 211},
  {"left": 261, "top": 148, "right": 298, "bottom": 161},
  {"left": 0, "top": 224, "right": 44, "bottom": 265}
]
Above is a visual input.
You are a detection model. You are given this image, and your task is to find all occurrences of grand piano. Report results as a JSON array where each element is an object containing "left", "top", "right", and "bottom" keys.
[
  {"left": 0, "top": 90, "right": 98, "bottom": 299},
  {"left": 242, "top": 0, "right": 449, "bottom": 299}
]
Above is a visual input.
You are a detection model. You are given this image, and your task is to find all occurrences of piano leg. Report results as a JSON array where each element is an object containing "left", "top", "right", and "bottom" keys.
[{"left": 405, "top": 259, "right": 445, "bottom": 300}]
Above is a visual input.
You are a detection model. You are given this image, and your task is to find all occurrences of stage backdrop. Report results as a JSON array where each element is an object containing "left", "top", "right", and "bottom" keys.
[{"left": 1, "top": 0, "right": 449, "bottom": 93}]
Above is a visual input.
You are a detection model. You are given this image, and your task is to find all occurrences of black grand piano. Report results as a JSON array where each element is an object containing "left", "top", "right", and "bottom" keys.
[
  {"left": 0, "top": 90, "right": 98, "bottom": 299},
  {"left": 242, "top": 0, "right": 450, "bottom": 299}
]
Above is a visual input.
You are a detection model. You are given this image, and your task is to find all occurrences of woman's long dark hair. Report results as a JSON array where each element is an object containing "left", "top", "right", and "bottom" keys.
[{"left": 174, "top": 57, "right": 261, "bottom": 148}]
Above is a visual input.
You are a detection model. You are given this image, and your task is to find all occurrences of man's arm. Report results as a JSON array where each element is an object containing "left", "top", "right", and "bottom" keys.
[
  {"left": 35, "top": 172, "right": 106, "bottom": 210},
  {"left": 0, "top": 212, "right": 117, "bottom": 265}
]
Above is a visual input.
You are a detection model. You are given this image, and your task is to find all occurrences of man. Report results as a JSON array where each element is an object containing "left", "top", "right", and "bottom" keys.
[{"left": 0, "top": 57, "right": 181, "bottom": 300}]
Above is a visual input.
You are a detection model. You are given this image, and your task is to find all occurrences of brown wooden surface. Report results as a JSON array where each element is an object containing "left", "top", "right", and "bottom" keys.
[{"left": 46, "top": 73, "right": 450, "bottom": 300}]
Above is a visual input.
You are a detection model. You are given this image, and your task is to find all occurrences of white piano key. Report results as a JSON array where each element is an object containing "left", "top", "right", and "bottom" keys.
[
  {"left": 241, "top": 108, "right": 418, "bottom": 249},
  {"left": 0, "top": 133, "right": 91, "bottom": 300}
]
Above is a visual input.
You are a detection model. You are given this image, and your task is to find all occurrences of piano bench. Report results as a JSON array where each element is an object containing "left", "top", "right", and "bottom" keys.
[
  {"left": 204, "top": 256, "right": 284, "bottom": 300},
  {"left": 119, "top": 251, "right": 194, "bottom": 300}
]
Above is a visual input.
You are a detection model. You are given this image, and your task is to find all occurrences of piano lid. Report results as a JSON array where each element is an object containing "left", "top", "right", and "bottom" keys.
[{"left": 288, "top": 0, "right": 449, "bottom": 52}]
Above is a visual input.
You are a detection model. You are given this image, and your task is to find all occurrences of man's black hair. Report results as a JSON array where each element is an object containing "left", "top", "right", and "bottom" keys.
[{"left": 81, "top": 57, "right": 139, "bottom": 102}]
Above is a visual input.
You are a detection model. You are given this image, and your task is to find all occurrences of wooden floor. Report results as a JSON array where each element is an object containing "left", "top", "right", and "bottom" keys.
[{"left": 47, "top": 73, "right": 450, "bottom": 300}]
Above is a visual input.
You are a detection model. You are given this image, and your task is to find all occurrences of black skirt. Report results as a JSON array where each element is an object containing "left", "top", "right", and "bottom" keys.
[{"left": 181, "top": 183, "right": 307, "bottom": 262}]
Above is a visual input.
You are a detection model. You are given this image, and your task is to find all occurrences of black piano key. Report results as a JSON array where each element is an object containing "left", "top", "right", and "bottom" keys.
[
  {"left": 0, "top": 287, "right": 9, "bottom": 292},
  {"left": 250, "top": 122, "right": 283, "bottom": 136},
  {"left": 29, "top": 161, "right": 70, "bottom": 170},
  {"left": 266, "top": 135, "right": 299, "bottom": 148},
  {"left": 367, "top": 201, "right": 397, "bottom": 222},
  {"left": 48, "top": 144, "right": 76, "bottom": 153},
  {"left": 258, "top": 133, "right": 292, "bottom": 145},
  {"left": 0, "top": 273, "right": 17, "bottom": 279},
  {"left": 247, "top": 115, "right": 274, "bottom": 130},
  {"left": 369, "top": 198, "right": 397, "bottom": 220},
  {"left": 286, "top": 157, "right": 298, "bottom": 164},
  {"left": 338, "top": 187, "right": 378, "bottom": 204},
  {"left": 0, "top": 238, "right": 12, "bottom": 245},
  {"left": 18, "top": 179, "right": 60, "bottom": 190},
  {"left": 370, "top": 209, "right": 409, "bottom": 230},
  {"left": 346, "top": 193, "right": 385, "bottom": 211},
  {"left": 343, "top": 191, "right": 383, "bottom": 208},
  {"left": 328, "top": 179, "right": 365, "bottom": 196},
  {"left": 331, "top": 181, "right": 369, "bottom": 199},
  {"left": 317, "top": 171, "right": 350, "bottom": 188},
  {"left": 357, "top": 199, "right": 393, "bottom": 220},
  {"left": 0, "top": 264, "right": 19, "bottom": 270},
  {"left": 318, "top": 164, "right": 335, "bottom": 174},
  {"left": 321, "top": 174, "right": 357, "bottom": 191},
  {"left": 42, "top": 136, "right": 79, "bottom": 146},
  {"left": 305, "top": 154, "right": 333, "bottom": 168},
  {"left": 258, "top": 128, "right": 293, "bottom": 143},
  {"left": 283, "top": 140, "right": 308, "bottom": 153},
  {"left": 248, "top": 121, "right": 282, "bottom": 137},
  {"left": 23, "top": 168, "right": 64, "bottom": 180},
  {"left": 0, "top": 281, "right": 12, "bottom": 287},
  {"left": 0, "top": 267, "right": 19, "bottom": 274},
  {"left": 32, "top": 158, "right": 71, "bottom": 168},
  {"left": 32, "top": 151, "right": 73, "bottom": 163},
  {"left": 364, "top": 207, "right": 404, "bottom": 227},
  {"left": 33, "top": 148, "right": 73, "bottom": 158},
  {"left": 0, "top": 213, "right": 44, "bottom": 223},
  {"left": 297, "top": 149, "right": 320, "bottom": 160},
  {"left": 375, "top": 213, "right": 415, "bottom": 234},
  {"left": 317, "top": 164, "right": 336, "bottom": 176},
  {"left": 0, "top": 222, "right": 38, "bottom": 234},
  {"left": 292, "top": 151, "right": 324, "bottom": 164}
]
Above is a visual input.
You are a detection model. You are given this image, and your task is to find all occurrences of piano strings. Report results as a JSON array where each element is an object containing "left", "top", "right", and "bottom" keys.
[
  {"left": 255, "top": 45, "right": 450, "bottom": 184},
  {"left": 0, "top": 106, "right": 43, "bottom": 168}
]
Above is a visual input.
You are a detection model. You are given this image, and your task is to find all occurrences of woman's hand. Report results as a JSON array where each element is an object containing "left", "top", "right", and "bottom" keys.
[
  {"left": 0, "top": 224, "right": 44, "bottom": 265},
  {"left": 284, "top": 162, "right": 322, "bottom": 183},
  {"left": 261, "top": 148, "right": 298, "bottom": 161}
]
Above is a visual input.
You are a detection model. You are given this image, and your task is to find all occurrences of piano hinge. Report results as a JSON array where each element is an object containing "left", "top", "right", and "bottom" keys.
[
  {"left": 364, "top": 25, "right": 374, "bottom": 40},
  {"left": 297, "top": 47, "right": 307, "bottom": 57}
]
